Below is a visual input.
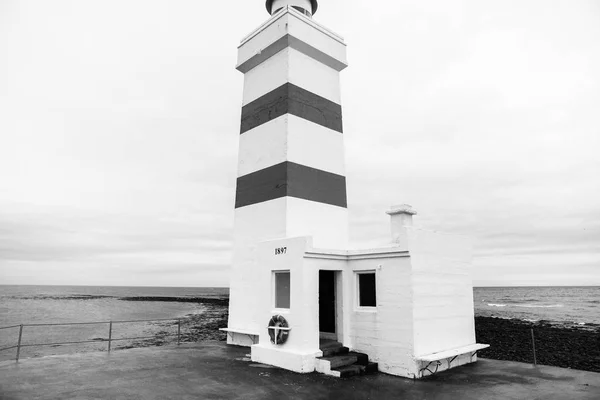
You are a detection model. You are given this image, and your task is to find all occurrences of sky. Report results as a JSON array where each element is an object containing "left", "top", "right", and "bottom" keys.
[{"left": 0, "top": 0, "right": 599, "bottom": 287}]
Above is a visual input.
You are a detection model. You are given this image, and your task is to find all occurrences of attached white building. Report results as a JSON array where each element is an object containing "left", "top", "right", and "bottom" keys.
[{"left": 222, "top": 0, "right": 488, "bottom": 379}]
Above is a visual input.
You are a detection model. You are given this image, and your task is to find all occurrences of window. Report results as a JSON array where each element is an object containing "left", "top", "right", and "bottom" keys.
[
  {"left": 274, "top": 271, "right": 291, "bottom": 309},
  {"left": 292, "top": 6, "right": 311, "bottom": 17},
  {"left": 358, "top": 272, "right": 376, "bottom": 307}
]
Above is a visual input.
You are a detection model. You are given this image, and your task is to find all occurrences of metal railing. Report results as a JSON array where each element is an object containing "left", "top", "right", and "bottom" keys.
[{"left": 0, "top": 318, "right": 183, "bottom": 362}]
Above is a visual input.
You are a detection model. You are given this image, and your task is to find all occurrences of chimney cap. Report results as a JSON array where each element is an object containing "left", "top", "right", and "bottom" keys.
[
  {"left": 266, "top": 0, "right": 319, "bottom": 16},
  {"left": 386, "top": 204, "right": 417, "bottom": 216}
]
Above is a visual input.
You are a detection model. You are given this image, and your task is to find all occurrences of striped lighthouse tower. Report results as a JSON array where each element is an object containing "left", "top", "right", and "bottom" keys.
[{"left": 226, "top": 0, "right": 349, "bottom": 345}]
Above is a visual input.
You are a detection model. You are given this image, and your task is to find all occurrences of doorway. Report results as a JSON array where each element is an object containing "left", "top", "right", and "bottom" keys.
[{"left": 319, "top": 270, "right": 336, "bottom": 339}]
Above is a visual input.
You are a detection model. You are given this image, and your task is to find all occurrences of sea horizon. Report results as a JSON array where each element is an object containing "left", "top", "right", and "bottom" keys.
[{"left": 2, "top": 284, "right": 599, "bottom": 289}]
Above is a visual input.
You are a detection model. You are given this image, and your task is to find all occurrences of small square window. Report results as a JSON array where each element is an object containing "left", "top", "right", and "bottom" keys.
[
  {"left": 274, "top": 271, "right": 291, "bottom": 309},
  {"left": 358, "top": 272, "right": 376, "bottom": 307}
]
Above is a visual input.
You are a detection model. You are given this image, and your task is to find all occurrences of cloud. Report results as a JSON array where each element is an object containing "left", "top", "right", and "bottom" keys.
[{"left": 0, "top": 0, "right": 599, "bottom": 287}]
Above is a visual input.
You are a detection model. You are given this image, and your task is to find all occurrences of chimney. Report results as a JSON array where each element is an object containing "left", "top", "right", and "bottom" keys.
[{"left": 386, "top": 204, "right": 417, "bottom": 246}]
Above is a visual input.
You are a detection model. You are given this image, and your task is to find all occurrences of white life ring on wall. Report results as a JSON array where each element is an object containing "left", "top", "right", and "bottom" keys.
[{"left": 268, "top": 315, "right": 289, "bottom": 345}]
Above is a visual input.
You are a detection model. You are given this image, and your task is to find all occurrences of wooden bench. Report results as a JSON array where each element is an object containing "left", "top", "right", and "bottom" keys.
[
  {"left": 219, "top": 328, "right": 259, "bottom": 345},
  {"left": 416, "top": 343, "right": 489, "bottom": 376}
]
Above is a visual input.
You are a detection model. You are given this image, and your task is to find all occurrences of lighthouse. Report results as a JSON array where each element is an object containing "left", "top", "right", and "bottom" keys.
[
  {"left": 222, "top": 0, "right": 488, "bottom": 378},
  {"left": 226, "top": 0, "right": 349, "bottom": 347}
]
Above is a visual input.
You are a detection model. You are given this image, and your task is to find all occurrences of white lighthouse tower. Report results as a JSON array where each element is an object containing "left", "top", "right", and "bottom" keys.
[
  {"left": 222, "top": 0, "right": 488, "bottom": 378},
  {"left": 226, "top": 0, "right": 349, "bottom": 346}
]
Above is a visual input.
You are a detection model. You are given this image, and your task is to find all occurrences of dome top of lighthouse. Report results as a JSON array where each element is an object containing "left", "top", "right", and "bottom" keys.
[{"left": 266, "top": 0, "right": 318, "bottom": 17}]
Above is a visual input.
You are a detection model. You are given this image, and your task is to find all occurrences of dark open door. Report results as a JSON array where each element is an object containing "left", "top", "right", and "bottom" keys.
[{"left": 319, "top": 270, "right": 336, "bottom": 334}]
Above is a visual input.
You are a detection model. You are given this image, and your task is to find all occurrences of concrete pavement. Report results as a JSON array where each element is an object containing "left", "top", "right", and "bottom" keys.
[{"left": 0, "top": 341, "right": 598, "bottom": 400}]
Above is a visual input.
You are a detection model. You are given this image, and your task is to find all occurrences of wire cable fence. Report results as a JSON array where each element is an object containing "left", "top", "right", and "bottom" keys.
[
  {"left": 475, "top": 325, "right": 600, "bottom": 373},
  {"left": 0, "top": 318, "right": 187, "bottom": 362}
]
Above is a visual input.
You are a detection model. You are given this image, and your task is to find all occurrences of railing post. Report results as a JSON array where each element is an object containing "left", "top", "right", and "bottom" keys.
[
  {"left": 531, "top": 328, "right": 537, "bottom": 366},
  {"left": 108, "top": 321, "right": 113, "bottom": 353},
  {"left": 16, "top": 324, "right": 23, "bottom": 362},
  {"left": 177, "top": 319, "right": 181, "bottom": 345}
]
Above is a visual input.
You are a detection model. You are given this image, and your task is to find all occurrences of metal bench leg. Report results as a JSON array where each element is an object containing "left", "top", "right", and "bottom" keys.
[
  {"left": 448, "top": 355, "right": 458, "bottom": 369},
  {"left": 419, "top": 361, "right": 441, "bottom": 377},
  {"left": 470, "top": 351, "right": 478, "bottom": 362},
  {"left": 244, "top": 334, "right": 257, "bottom": 345}
]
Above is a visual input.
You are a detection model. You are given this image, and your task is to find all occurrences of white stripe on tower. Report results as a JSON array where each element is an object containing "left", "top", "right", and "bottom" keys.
[
  {"left": 237, "top": 115, "right": 346, "bottom": 177},
  {"left": 242, "top": 47, "right": 342, "bottom": 106}
]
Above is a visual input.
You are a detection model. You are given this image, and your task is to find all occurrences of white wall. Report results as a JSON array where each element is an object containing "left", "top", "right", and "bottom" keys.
[
  {"left": 288, "top": 48, "right": 342, "bottom": 104},
  {"left": 242, "top": 47, "right": 341, "bottom": 106},
  {"left": 244, "top": 227, "right": 477, "bottom": 378},
  {"left": 237, "top": 114, "right": 346, "bottom": 177},
  {"left": 242, "top": 48, "right": 290, "bottom": 106},
  {"left": 304, "top": 229, "right": 477, "bottom": 379},
  {"left": 407, "top": 227, "right": 476, "bottom": 358},
  {"left": 237, "top": 11, "right": 347, "bottom": 70},
  {"left": 286, "top": 197, "right": 348, "bottom": 249},
  {"left": 346, "top": 254, "right": 416, "bottom": 378},
  {"left": 227, "top": 198, "right": 287, "bottom": 340},
  {"left": 251, "top": 236, "right": 322, "bottom": 372}
]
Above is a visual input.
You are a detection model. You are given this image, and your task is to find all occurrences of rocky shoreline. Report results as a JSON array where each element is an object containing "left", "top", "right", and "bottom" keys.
[
  {"left": 475, "top": 316, "right": 600, "bottom": 373},
  {"left": 115, "top": 300, "right": 228, "bottom": 350},
  {"left": 119, "top": 296, "right": 229, "bottom": 306}
]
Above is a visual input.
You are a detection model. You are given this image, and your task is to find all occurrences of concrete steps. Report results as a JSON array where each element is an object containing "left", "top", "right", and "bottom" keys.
[{"left": 316, "top": 340, "right": 378, "bottom": 378}]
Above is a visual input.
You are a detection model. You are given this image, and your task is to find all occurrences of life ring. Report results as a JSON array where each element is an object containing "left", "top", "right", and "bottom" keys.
[{"left": 268, "top": 315, "right": 289, "bottom": 345}]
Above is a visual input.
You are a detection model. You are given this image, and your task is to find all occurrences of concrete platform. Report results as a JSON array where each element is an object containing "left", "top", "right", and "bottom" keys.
[{"left": 0, "top": 342, "right": 598, "bottom": 400}]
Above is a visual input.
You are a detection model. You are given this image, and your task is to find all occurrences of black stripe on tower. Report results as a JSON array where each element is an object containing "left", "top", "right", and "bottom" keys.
[
  {"left": 240, "top": 83, "right": 343, "bottom": 134},
  {"left": 235, "top": 162, "right": 347, "bottom": 209}
]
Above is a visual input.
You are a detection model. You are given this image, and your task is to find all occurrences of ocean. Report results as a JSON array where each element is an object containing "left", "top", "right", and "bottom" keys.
[
  {"left": 1, "top": 285, "right": 598, "bottom": 362},
  {"left": 0, "top": 285, "right": 228, "bottom": 362},
  {"left": 474, "top": 286, "right": 600, "bottom": 327}
]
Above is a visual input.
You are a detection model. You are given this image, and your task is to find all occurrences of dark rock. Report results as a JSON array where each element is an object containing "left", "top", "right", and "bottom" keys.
[{"left": 475, "top": 316, "right": 600, "bottom": 373}]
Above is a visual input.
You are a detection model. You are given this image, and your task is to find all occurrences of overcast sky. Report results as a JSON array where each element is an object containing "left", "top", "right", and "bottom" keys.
[{"left": 1, "top": 0, "right": 599, "bottom": 287}]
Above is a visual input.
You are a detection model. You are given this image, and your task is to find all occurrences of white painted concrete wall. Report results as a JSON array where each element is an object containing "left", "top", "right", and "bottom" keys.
[
  {"left": 245, "top": 227, "right": 477, "bottom": 378},
  {"left": 242, "top": 47, "right": 341, "bottom": 106},
  {"left": 286, "top": 197, "right": 348, "bottom": 250},
  {"left": 346, "top": 255, "right": 416, "bottom": 378},
  {"left": 286, "top": 11, "right": 346, "bottom": 62},
  {"left": 407, "top": 227, "right": 476, "bottom": 359},
  {"left": 288, "top": 48, "right": 342, "bottom": 104},
  {"left": 303, "top": 229, "right": 477, "bottom": 379},
  {"left": 237, "top": 11, "right": 347, "bottom": 70},
  {"left": 228, "top": 197, "right": 348, "bottom": 343},
  {"left": 242, "top": 48, "right": 290, "bottom": 106},
  {"left": 237, "top": 115, "right": 346, "bottom": 177},
  {"left": 251, "top": 236, "right": 322, "bottom": 372},
  {"left": 227, "top": 198, "right": 288, "bottom": 340}
]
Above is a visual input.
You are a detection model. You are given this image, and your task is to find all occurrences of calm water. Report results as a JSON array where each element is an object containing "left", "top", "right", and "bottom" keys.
[
  {"left": 0, "top": 285, "right": 228, "bottom": 361},
  {"left": 473, "top": 286, "right": 600, "bottom": 327}
]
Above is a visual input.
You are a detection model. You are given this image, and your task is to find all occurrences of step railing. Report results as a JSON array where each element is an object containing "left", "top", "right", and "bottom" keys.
[{"left": 0, "top": 318, "right": 183, "bottom": 362}]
